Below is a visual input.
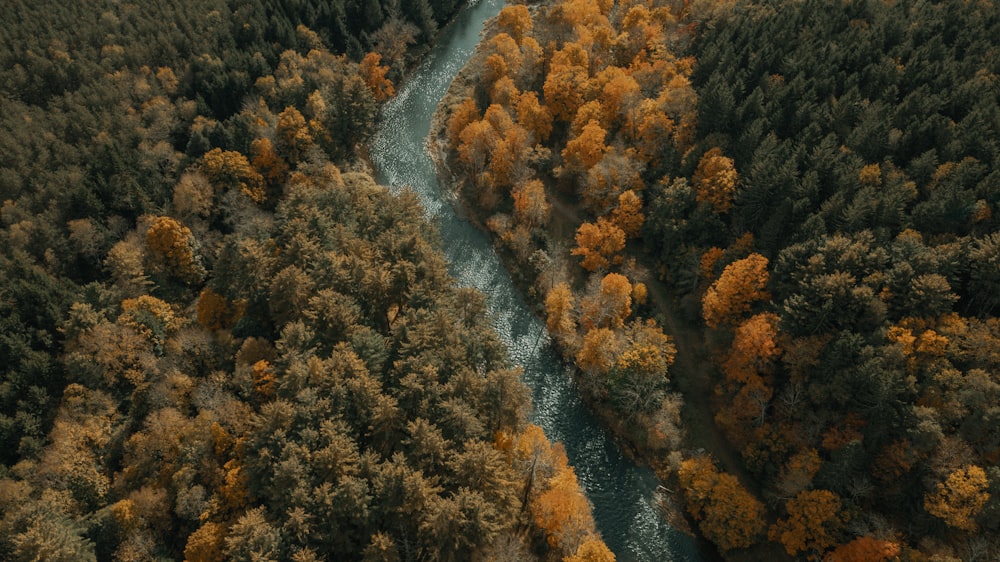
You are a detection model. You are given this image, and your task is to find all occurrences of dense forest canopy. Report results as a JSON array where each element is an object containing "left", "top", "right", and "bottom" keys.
[
  {"left": 440, "top": 0, "right": 1000, "bottom": 559},
  {"left": 0, "top": 0, "right": 615, "bottom": 560}
]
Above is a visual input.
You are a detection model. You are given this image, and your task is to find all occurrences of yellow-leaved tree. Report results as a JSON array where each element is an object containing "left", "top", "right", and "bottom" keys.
[
  {"left": 923, "top": 464, "right": 990, "bottom": 532},
  {"left": 678, "top": 456, "right": 765, "bottom": 552},
  {"left": 702, "top": 253, "right": 770, "bottom": 328},
  {"left": 768, "top": 489, "right": 845, "bottom": 559}
]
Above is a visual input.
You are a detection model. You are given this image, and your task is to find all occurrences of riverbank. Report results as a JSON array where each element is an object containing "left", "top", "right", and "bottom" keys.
[
  {"left": 425, "top": 9, "right": 733, "bottom": 562},
  {"left": 422, "top": 3, "right": 802, "bottom": 560}
]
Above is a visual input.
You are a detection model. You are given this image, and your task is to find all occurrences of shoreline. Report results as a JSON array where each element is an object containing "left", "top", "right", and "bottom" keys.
[{"left": 423, "top": 12, "right": 728, "bottom": 562}]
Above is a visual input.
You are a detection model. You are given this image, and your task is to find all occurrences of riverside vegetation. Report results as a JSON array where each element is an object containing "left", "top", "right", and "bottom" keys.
[{"left": 439, "top": 0, "right": 1000, "bottom": 560}]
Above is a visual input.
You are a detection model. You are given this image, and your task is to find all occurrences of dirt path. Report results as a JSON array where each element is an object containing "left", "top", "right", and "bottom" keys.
[{"left": 545, "top": 191, "right": 758, "bottom": 492}]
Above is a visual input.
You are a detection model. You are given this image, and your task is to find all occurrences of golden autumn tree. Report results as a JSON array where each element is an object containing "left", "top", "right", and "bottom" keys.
[
  {"left": 486, "top": 123, "right": 532, "bottom": 191},
  {"left": 546, "top": 283, "right": 578, "bottom": 344},
  {"left": 825, "top": 536, "right": 901, "bottom": 562},
  {"left": 196, "top": 287, "right": 243, "bottom": 330},
  {"left": 678, "top": 456, "right": 765, "bottom": 552},
  {"left": 544, "top": 45, "right": 590, "bottom": 122},
  {"left": 447, "top": 97, "right": 481, "bottom": 150},
  {"left": 484, "top": 33, "right": 523, "bottom": 84},
  {"left": 615, "top": 319, "right": 675, "bottom": 380},
  {"left": 184, "top": 521, "right": 227, "bottom": 562},
  {"left": 702, "top": 253, "right": 770, "bottom": 328},
  {"left": 145, "top": 216, "right": 204, "bottom": 283},
  {"left": 532, "top": 452, "right": 596, "bottom": 555},
  {"left": 250, "top": 137, "right": 289, "bottom": 200},
  {"left": 360, "top": 52, "right": 394, "bottom": 101},
  {"left": 628, "top": 98, "right": 675, "bottom": 168},
  {"left": 534, "top": 467, "right": 596, "bottom": 555},
  {"left": 610, "top": 190, "right": 645, "bottom": 238},
  {"left": 594, "top": 66, "right": 640, "bottom": 126},
  {"left": 769, "top": 489, "right": 845, "bottom": 559},
  {"left": 564, "top": 535, "right": 616, "bottom": 562},
  {"left": 490, "top": 75, "right": 520, "bottom": 107},
  {"left": 576, "top": 328, "right": 623, "bottom": 376},
  {"left": 571, "top": 219, "right": 625, "bottom": 272},
  {"left": 561, "top": 120, "right": 608, "bottom": 175},
  {"left": 923, "top": 464, "right": 990, "bottom": 532},
  {"left": 571, "top": 100, "right": 609, "bottom": 136},
  {"left": 515, "top": 91, "right": 553, "bottom": 143},
  {"left": 458, "top": 119, "right": 497, "bottom": 178},
  {"left": 497, "top": 4, "right": 532, "bottom": 43},
  {"left": 276, "top": 106, "right": 315, "bottom": 163},
  {"left": 512, "top": 179, "right": 551, "bottom": 227},
  {"left": 723, "top": 312, "right": 781, "bottom": 385},
  {"left": 693, "top": 147, "right": 738, "bottom": 214},
  {"left": 580, "top": 273, "right": 632, "bottom": 330},
  {"left": 200, "top": 148, "right": 265, "bottom": 203}
]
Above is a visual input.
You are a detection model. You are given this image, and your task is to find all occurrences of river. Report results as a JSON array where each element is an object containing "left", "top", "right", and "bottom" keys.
[{"left": 368, "top": 1, "right": 702, "bottom": 560}]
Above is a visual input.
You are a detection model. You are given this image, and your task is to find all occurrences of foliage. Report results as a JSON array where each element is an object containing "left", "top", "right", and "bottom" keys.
[
  {"left": 0, "top": 1, "right": 600, "bottom": 559},
  {"left": 678, "top": 456, "right": 765, "bottom": 551}
]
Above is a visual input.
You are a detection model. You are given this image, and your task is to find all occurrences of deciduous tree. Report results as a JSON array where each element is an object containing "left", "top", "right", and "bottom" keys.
[
  {"left": 693, "top": 147, "right": 738, "bottom": 214},
  {"left": 145, "top": 216, "right": 204, "bottom": 284},
  {"left": 924, "top": 464, "right": 990, "bottom": 532},
  {"left": 825, "top": 536, "right": 901, "bottom": 562},
  {"left": 769, "top": 489, "right": 845, "bottom": 559},
  {"left": 702, "top": 253, "right": 770, "bottom": 329},
  {"left": 360, "top": 52, "right": 394, "bottom": 101},
  {"left": 571, "top": 219, "right": 625, "bottom": 272},
  {"left": 580, "top": 273, "right": 632, "bottom": 330},
  {"left": 678, "top": 456, "right": 765, "bottom": 551},
  {"left": 562, "top": 120, "right": 608, "bottom": 175},
  {"left": 610, "top": 190, "right": 644, "bottom": 238},
  {"left": 512, "top": 179, "right": 551, "bottom": 227}
]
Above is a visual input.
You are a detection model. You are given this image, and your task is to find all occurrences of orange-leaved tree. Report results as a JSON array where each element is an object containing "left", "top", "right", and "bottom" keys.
[
  {"left": 515, "top": 91, "right": 553, "bottom": 143},
  {"left": 693, "top": 147, "right": 738, "bottom": 214},
  {"left": 923, "top": 464, "right": 990, "bottom": 532},
  {"left": 769, "top": 489, "right": 845, "bottom": 559},
  {"left": 702, "top": 253, "right": 770, "bottom": 328},
  {"left": 447, "top": 97, "right": 481, "bottom": 150},
  {"left": 545, "top": 282, "right": 578, "bottom": 345},
  {"left": 722, "top": 312, "right": 781, "bottom": 385},
  {"left": 580, "top": 273, "right": 632, "bottom": 330},
  {"left": 200, "top": 148, "right": 265, "bottom": 203},
  {"left": 360, "top": 52, "right": 394, "bottom": 101},
  {"left": 576, "top": 328, "right": 623, "bottom": 376},
  {"left": 564, "top": 535, "right": 616, "bottom": 562},
  {"left": 561, "top": 120, "right": 608, "bottom": 175},
  {"left": 145, "top": 216, "right": 204, "bottom": 284},
  {"left": 572, "top": 219, "right": 625, "bottom": 272},
  {"left": 496, "top": 4, "right": 532, "bottom": 43},
  {"left": 610, "top": 189, "right": 645, "bottom": 238},
  {"left": 678, "top": 456, "right": 765, "bottom": 551},
  {"left": 825, "top": 536, "right": 901, "bottom": 562}
]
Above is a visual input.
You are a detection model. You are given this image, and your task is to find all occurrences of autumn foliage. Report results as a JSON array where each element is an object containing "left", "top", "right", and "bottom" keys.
[
  {"left": 923, "top": 465, "right": 990, "bottom": 532},
  {"left": 572, "top": 219, "right": 625, "bottom": 272},
  {"left": 702, "top": 253, "right": 770, "bottom": 328},
  {"left": 678, "top": 456, "right": 765, "bottom": 551},
  {"left": 769, "top": 489, "right": 845, "bottom": 559},
  {"left": 360, "top": 52, "right": 394, "bottom": 101}
]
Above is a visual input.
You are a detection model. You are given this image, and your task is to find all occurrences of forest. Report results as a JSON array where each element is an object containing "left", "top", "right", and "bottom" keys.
[
  {"left": 440, "top": 0, "right": 999, "bottom": 559},
  {"left": 0, "top": 0, "right": 615, "bottom": 560}
]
